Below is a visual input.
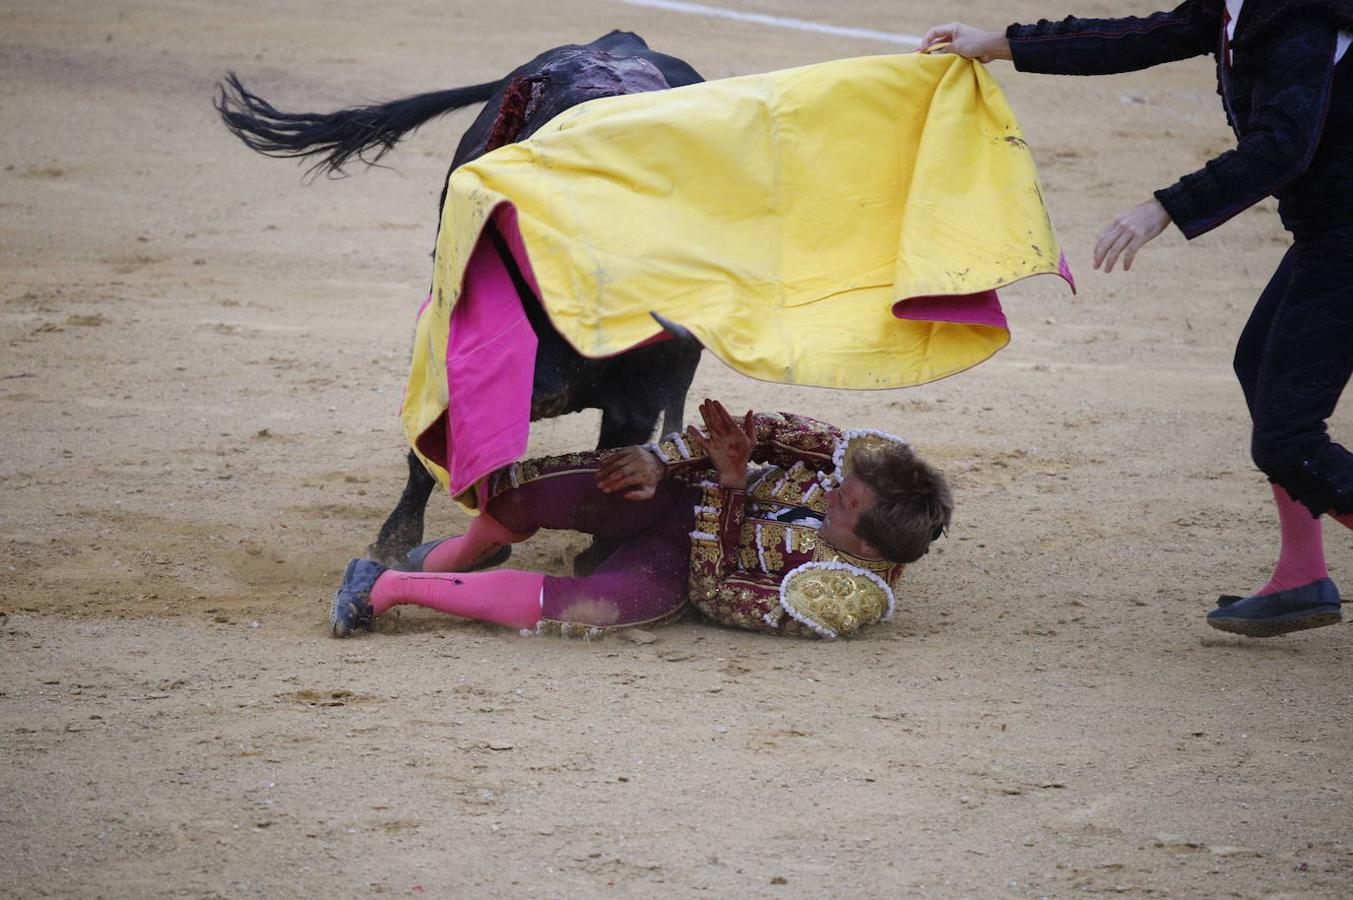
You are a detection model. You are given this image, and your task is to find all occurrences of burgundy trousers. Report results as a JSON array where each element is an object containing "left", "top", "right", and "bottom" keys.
[{"left": 486, "top": 464, "right": 701, "bottom": 628}]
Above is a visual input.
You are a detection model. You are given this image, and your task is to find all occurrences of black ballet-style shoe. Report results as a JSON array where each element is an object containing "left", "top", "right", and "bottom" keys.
[
  {"left": 1206, "top": 578, "right": 1342, "bottom": 638},
  {"left": 329, "top": 558, "right": 388, "bottom": 638}
]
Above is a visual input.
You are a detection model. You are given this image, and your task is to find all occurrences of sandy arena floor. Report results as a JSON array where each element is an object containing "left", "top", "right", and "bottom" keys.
[{"left": 2, "top": 1, "right": 1350, "bottom": 896}]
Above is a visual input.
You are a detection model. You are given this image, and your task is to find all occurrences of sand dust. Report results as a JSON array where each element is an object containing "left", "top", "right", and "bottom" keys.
[{"left": 2, "top": 0, "right": 1349, "bottom": 896}]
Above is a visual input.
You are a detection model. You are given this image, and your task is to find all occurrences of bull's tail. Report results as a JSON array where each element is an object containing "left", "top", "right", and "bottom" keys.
[{"left": 214, "top": 73, "right": 504, "bottom": 177}]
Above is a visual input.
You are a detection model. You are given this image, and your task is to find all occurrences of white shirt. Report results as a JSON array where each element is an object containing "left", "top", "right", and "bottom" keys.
[{"left": 1226, "top": 0, "right": 1351, "bottom": 65}]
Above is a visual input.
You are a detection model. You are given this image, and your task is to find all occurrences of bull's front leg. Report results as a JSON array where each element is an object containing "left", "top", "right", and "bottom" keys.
[
  {"left": 566, "top": 404, "right": 665, "bottom": 577},
  {"left": 367, "top": 450, "right": 438, "bottom": 565}
]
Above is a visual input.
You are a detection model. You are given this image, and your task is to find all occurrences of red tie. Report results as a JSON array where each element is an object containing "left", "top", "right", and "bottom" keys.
[{"left": 1222, "top": 6, "right": 1233, "bottom": 67}]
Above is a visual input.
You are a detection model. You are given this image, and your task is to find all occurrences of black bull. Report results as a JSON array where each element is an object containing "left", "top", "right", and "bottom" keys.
[{"left": 216, "top": 32, "right": 704, "bottom": 572}]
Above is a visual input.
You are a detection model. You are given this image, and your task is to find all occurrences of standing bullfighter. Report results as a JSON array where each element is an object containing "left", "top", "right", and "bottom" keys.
[{"left": 921, "top": 1, "right": 1353, "bottom": 637}]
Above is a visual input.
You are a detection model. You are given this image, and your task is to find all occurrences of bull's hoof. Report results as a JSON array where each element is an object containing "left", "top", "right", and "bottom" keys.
[
  {"left": 395, "top": 541, "right": 513, "bottom": 573},
  {"left": 572, "top": 539, "right": 619, "bottom": 577}
]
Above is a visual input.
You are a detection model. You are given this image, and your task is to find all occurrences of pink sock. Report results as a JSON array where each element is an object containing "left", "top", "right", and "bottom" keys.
[
  {"left": 369, "top": 568, "right": 545, "bottom": 629},
  {"left": 1255, "top": 485, "right": 1329, "bottom": 596},
  {"left": 419, "top": 512, "right": 535, "bottom": 572}
]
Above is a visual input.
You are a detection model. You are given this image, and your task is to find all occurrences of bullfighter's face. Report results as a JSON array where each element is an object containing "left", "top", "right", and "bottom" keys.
[{"left": 819, "top": 475, "right": 881, "bottom": 559}]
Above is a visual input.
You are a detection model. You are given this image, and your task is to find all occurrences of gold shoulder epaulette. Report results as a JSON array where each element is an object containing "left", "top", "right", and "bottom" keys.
[{"left": 774, "top": 561, "right": 896, "bottom": 639}]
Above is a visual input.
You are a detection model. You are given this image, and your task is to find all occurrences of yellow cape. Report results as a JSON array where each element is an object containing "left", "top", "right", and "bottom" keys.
[{"left": 403, "top": 52, "right": 1070, "bottom": 493}]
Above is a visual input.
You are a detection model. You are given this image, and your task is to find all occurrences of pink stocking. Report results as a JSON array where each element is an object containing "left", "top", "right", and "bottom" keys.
[
  {"left": 370, "top": 568, "right": 545, "bottom": 629},
  {"left": 419, "top": 512, "right": 535, "bottom": 572},
  {"left": 1255, "top": 484, "right": 1329, "bottom": 596}
]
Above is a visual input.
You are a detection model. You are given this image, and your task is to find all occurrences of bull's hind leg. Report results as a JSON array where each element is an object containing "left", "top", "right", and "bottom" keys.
[
  {"left": 572, "top": 539, "right": 621, "bottom": 577},
  {"left": 568, "top": 408, "right": 656, "bottom": 576},
  {"left": 577, "top": 339, "right": 700, "bottom": 576},
  {"left": 573, "top": 401, "right": 674, "bottom": 576},
  {"left": 368, "top": 450, "right": 438, "bottom": 566}
]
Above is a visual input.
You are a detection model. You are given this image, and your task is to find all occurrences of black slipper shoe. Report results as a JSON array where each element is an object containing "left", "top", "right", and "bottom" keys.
[
  {"left": 330, "top": 558, "right": 387, "bottom": 638},
  {"left": 1205, "top": 578, "right": 1342, "bottom": 638}
]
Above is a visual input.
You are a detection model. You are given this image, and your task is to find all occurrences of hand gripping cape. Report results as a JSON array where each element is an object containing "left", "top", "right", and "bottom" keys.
[{"left": 401, "top": 52, "right": 1075, "bottom": 502}]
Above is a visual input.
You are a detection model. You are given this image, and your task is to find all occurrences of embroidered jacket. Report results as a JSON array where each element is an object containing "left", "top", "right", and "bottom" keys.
[
  {"left": 645, "top": 413, "right": 907, "bottom": 639},
  {"left": 1005, "top": 1, "right": 1353, "bottom": 239}
]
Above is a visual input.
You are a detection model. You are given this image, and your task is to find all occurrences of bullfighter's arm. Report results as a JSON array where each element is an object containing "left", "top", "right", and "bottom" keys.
[
  {"left": 1153, "top": 16, "right": 1344, "bottom": 238},
  {"left": 1006, "top": 2, "right": 1218, "bottom": 75},
  {"left": 646, "top": 412, "right": 843, "bottom": 482}
]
